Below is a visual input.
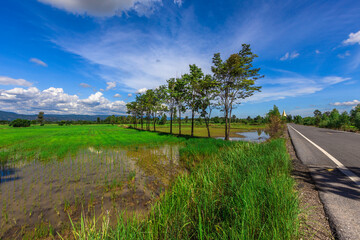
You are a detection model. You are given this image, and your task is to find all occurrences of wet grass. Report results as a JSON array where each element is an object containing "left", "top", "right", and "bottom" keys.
[{"left": 69, "top": 139, "right": 300, "bottom": 239}]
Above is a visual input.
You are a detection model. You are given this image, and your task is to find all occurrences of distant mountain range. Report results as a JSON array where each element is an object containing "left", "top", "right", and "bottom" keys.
[{"left": 0, "top": 110, "right": 120, "bottom": 121}]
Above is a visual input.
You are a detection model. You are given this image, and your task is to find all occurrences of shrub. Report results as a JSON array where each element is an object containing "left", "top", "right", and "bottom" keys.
[
  {"left": 355, "top": 112, "right": 360, "bottom": 130},
  {"left": 9, "top": 119, "right": 31, "bottom": 127}
]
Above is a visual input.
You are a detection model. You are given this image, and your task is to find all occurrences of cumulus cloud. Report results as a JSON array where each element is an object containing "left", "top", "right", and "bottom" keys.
[
  {"left": 105, "top": 81, "right": 116, "bottom": 91},
  {"left": 136, "top": 88, "right": 147, "bottom": 94},
  {"left": 343, "top": 30, "right": 360, "bottom": 45},
  {"left": 0, "top": 76, "right": 32, "bottom": 87},
  {"left": 0, "top": 87, "right": 126, "bottom": 114},
  {"left": 114, "top": 93, "right": 121, "bottom": 98},
  {"left": 280, "top": 51, "right": 299, "bottom": 61},
  {"left": 332, "top": 100, "right": 360, "bottom": 106},
  {"left": 79, "top": 83, "right": 91, "bottom": 88},
  {"left": 29, "top": 58, "right": 48, "bottom": 67},
  {"left": 127, "top": 93, "right": 132, "bottom": 97},
  {"left": 38, "top": 0, "right": 162, "bottom": 17}
]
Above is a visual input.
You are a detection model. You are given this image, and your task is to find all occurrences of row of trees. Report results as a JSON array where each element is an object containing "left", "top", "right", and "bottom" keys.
[
  {"left": 291, "top": 105, "right": 360, "bottom": 130},
  {"left": 127, "top": 44, "right": 263, "bottom": 140}
]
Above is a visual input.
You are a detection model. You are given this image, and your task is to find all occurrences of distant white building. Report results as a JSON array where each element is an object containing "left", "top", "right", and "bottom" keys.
[{"left": 282, "top": 110, "right": 287, "bottom": 117}]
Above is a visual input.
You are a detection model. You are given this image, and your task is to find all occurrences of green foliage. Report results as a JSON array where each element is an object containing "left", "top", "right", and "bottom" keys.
[
  {"left": 159, "top": 113, "right": 167, "bottom": 125},
  {"left": 355, "top": 112, "right": 360, "bottom": 129},
  {"left": 9, "top": 118, "right": 31, "bottom": 127},
  {"left": 267, "top": 105, "right": 280, "bottom": 117}
]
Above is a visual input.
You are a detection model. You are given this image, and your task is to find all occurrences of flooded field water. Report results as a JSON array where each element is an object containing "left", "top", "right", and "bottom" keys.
[
  {"left": 217, "top": 130, "right": 270, "bottom": 142},
  {"left": 0, "top": 144, "right": 182, "bottom": 238}
]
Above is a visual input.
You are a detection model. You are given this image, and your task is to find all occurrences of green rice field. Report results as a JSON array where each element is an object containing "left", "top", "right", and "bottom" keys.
[{"left": 0, "top": 124, "right": 299, "bottom": 239}]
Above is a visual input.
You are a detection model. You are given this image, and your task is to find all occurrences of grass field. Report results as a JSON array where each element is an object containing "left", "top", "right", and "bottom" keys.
[
  {"left": 0, "top": 123, "right": 265, "bottom": 164},
  {"left": 153, "top": 123, "right": 266, "bottom": 137},
  {"left": 0, "top": 124, "right": 299, "bottom": 239}
]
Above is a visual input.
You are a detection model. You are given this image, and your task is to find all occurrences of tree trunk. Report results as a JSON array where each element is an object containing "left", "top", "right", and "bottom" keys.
[
  {"left": 191, "top": 109, "right": 195, "bottom": 137},
  {"left": 225, "top": 106, "right": 229, "bottom": 140},
  {"left": 153, "top": 113, "right": 156, "bottom": 131},
  {"left": 178, "top": 108, "right": 181, "bottom": 135},
  {"left": 170, "top": 110, "right": 173, "bottom": 134},
  {"left": 141, "top": 114, "right": 143, "bottom": 130},
  {"left": 228, "top": 107, "right": 233, "bottom": 138},
  {"left": 205, "top": 117, "right": 211, "bottom": 138}
]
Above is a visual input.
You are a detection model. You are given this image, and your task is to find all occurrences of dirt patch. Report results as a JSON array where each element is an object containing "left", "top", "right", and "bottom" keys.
[{"left": 285, "top": 129, "right": 335, "bottom": 239}]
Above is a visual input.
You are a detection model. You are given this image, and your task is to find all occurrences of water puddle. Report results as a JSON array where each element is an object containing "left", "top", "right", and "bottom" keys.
[
  {"left": 0, "top": 144, "right": 182, "bottom": 238},
  {"left": 217, "top": 130, "right": 270, "bottom": 142}
]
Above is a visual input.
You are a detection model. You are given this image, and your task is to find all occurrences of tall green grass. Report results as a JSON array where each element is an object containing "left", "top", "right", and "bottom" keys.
[{"left": 69, "top": 139, "right": 299, "bottom": 239}]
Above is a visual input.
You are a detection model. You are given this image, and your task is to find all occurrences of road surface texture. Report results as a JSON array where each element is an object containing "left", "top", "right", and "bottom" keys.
[{"left": 288, "top": 124, "right": 360, "bottom": 240}]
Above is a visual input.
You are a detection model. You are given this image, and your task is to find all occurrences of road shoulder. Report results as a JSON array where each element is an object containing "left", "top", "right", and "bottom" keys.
[{"left": 285, "top": 129, "right": 334, "bottom": 239}]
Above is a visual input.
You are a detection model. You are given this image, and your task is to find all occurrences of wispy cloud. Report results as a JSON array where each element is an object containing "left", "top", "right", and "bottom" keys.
[
  {"left": 0, "top": 76, "right": 33, "bottom": 87},
  {"left": 29, "top": 58, "right": 48, "bottom": 67},
  {"left": 343, "top": 30, "right": 360, "bottom": 45},
  {"left": 79, "top": 83, "right": 91, "bottom": 88},
  {"left": 332, "top": 99, "right": 360, "bottom": 106},
  {"left": 248, "top": 75, "right": 350, "bottom": 103},
  {"left": 280, "top": 51, "right": 299, "bottom": 61},
  {"left": 337, "top": 51, "right": 350, "bottom": 59}
]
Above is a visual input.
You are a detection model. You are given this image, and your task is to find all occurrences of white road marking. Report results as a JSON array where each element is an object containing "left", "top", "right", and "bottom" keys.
[{"left": 289, "top": 125, "right": 360, "bottom": 186}]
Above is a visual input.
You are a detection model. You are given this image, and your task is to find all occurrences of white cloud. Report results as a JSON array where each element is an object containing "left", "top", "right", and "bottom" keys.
[
  {"left": 280, "top": 51, "right": 299, "bottom": 61},
  {"left": 38, "top": 0, "right": 162, "bottom": 17},
  {"left": 114, "top": 93, "right": 121, "bottom": 98},
  {"left": 332, "top": 100, "right": 360, "bottom": 106},
  {"left": 128, "top": 93, "right": 132, "bottom": 97},
  {"left": 0, "top": 87, "right": 126, "bottom": 114},
  {"left": 106, "top": 81, "right": 116, "bottom": 91},
  {"left": 343, "top": 30, "right": 360, "bottom": 45},
  {"left": 0, "top": 76, "right": 33, "bottom": 87},
  {"left": 79, "top": 83, "right": 91, "bottom": 88},
  {"left": 29, "top": 58, "right": 48, "bottom": 67},
  {"left": 315, "top": 49, "right": 320, "bottom": 54},
  {"left": 136, "top": 88, "right": 147, "bottom": 94}
]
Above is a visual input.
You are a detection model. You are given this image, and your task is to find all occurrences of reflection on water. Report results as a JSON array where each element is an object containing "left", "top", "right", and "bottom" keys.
[
  {"left": 217, "top": 130, "right": 270, "bottom": 142},
  {"left": 0, "top": 144, "right": 182, "bottom": 238}
]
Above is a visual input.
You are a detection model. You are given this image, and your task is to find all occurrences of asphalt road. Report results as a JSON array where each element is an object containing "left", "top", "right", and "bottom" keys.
[{"left": 288, "top": 124, "right": 360, "bottom": 240}]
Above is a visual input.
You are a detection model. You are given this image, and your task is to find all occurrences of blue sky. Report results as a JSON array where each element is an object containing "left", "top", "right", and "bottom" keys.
[{"left": 0, "top": 0, "right": 359, "bottom": 117}]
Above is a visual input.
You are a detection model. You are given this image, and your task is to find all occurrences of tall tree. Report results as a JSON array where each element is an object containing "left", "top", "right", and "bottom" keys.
[
  {"left": 198, "top": 74, "right": 218, "bottom": 137},
  {"left": 183, "top": 64, "right": 204, "bottom": 137},
  {"left": 37, "top": 112, "right": 44, "bottom": 126},
  {"left": 165, "top": 78, "right": 176, "bottom": 134},
  {"left": 174, "top": 77, "right": 188, "bottom": 135},
  {"left": 212, "top": 44, "right": 262, "bottom": 140}
]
